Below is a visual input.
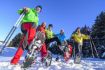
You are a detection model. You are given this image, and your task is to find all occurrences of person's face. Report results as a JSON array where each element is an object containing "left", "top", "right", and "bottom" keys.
[
  {"left": 60, "top": 30, "right": 64, "bottom": 35},
  {"left": 36, "top": 7, "right": 42, "bottom": 13},
  {"left": 49, "top": 26, "right": 52, "bottom": 30},
  {"left": 42, "top": 22, "right": 46, "bottom": 28},
  {"left": 77, "top": 28, "right": 81, "bottom": 33}
]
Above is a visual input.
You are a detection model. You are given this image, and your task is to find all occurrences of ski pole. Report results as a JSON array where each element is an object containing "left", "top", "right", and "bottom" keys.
[
  {"left": 0, "top": 13, "right": 24, "bottom": 53},
  {"left": 2, "top": 27, "right": 17, "bottom": 50},
  {"left": 72, "top": 40, "right": 76, "bottom": 58},
  {"left": 90, "top": 38, "right": 99, "bottom": 58},
  {"left": 5, "top": 13, "right": 24, "bottom": 45},
  {"left": 3, "top": 13, "right": 24, "bottom": 45},
  {"left": 89, "top": 39, "right": 94, "bottom": 58}
]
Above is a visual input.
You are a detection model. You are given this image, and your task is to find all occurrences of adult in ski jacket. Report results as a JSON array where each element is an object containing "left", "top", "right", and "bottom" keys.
[
  {"left": 45, "top": 24, "right": 61, "bottom": 49},
  {"left": 71, "top": 27, "right": 90, "bottom": 55},
  {"left": 18, "top": 7, "right": 40, "bottom": 26},
  {"left": 37, "top": 22, "right": 48, "bottom": 62},
  {"left": 37, "top": 22, "right": 46, "bottom": 34},
  {"left": 55, "top": 30, "right": 73, "bottom": 61},
  {"left": 45, "top": 25, "right": 54, "bottom": 39},
  {"left": 11, "top": 5, "right": 42, "bottom": 65},
  {"left": 56, "top": 29, "right": 66, "bottom": 43},
  {"left": 55, "top": 29, "right": 66, "bottom": 51}
]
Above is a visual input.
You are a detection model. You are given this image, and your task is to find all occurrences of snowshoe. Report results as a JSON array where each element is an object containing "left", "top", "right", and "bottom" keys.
[
  {"left": 43, "top": 51, "right": 52, "bottom": 67},
  {"left": 74, "top": 53, "right": 81, "bottom": 64},
  {"left": 21, "top": 56, "right": 35, "bottom": 68},
  {"left": 21, "top": 31, "right": 44, "bottom": 68},
  {"left": 64, "top": 45, "right": 72, "bottom": 62},
  {"left": 21, "top": 42, "right": 41, "bottom": 68}
]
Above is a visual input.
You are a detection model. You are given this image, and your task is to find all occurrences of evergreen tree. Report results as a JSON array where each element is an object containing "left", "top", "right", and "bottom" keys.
[
  {"left": 91, "top": 11, "right": 105, "bottom": 58},
  {"left": 91, "top": 11, "right": 105, "bottom": 39},
  {"left": 81, "top": 25, "right": 91, "bottom": 57},
  {"left": 8, "top": 33, "right": 23, "bottom": 47}
]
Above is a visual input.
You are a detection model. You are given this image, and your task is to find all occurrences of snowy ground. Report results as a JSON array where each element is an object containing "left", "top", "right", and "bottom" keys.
[{"left": 0, "top": 47, "right": 105, "bottom": 70}]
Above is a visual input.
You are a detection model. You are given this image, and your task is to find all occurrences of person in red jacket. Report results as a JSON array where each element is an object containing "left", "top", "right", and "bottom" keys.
[
  {"left": 37, "top": 22, "right": 47, "bottom": 62},
  {"left": 11, "top": 5, "right": 42, "bottom": 65},
  {"left": 37, "top": 22, "right": 46, "bottom": 34}
]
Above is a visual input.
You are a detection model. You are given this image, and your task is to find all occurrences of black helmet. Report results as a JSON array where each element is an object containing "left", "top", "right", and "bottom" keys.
[
  {"left": 48, "top": 24, "right": 53, "bottom": 27},
  {"left": 36, "top": 5, "right": 42, "bottom": 10}
]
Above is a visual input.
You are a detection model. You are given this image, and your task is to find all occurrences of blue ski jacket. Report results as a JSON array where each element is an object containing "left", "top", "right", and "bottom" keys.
[{"left": 56, "top": 33, "right": 66, "bottom": 43}]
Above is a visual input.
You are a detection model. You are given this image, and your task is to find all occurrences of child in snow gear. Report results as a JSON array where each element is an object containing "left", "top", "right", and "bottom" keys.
[
  {"left": 72, "top": 27, "right": 90, "bottom": 63},
  {"left": 11, "top": 5, "right": 42, "bottom": 65}
]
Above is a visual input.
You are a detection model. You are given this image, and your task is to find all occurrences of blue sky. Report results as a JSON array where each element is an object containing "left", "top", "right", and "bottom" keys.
[{"left": 0, "top": 0, "right": 105, "bottom": 41}]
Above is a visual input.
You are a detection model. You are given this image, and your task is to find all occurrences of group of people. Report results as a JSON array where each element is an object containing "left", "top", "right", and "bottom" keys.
[
  {"left": 10, "top": 5, "right": 90, "bottom": 65},
  {"left": 10, "top": 5, "right": 67, "bottom": 65}
]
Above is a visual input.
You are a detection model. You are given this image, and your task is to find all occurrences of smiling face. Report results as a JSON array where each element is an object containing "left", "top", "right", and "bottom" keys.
[
  {"left": 48, "top": 26, "right": 53, "bottom": 31},
  {"left": 48, "top": 24, "right": 53, "bottom": 31},
  {"left": 41, "top": 22, "right": 46, "bottom": 28},
  {"left": 36, "top": 6, "right": 42, "bottom": 13},
  {"left": 76, "top": 27, "right": 81, "bottom": 34}
]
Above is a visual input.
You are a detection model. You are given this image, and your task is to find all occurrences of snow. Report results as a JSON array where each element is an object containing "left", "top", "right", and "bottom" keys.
[
  {"left": 102, "top": 52, "right": 105, "bottom": 58},
  {"left": 0, "top": 42, "right": 3, "bottom": 46},
  {"left": 0, "top": 47, "right": 105, "bottom": 70}
]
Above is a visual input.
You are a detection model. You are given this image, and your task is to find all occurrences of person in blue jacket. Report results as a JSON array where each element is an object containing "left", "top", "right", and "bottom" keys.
[
  {"left": 56, "top": 29, "right": 66, "bottom": 43},
  {"left": 55, "top": 29, "right": 67, "bottom": 61}
]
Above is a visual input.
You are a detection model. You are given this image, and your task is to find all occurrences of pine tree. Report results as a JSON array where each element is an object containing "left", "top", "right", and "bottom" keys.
[
  {"left": 8, "top": 33, "right": 23, "bottom": 47},
  {"left": 81, "top": 25, "right": 91, "bottom": 35},
  {"left": 91, "top": 11, "right": 105, "bottom": 58},
  {"left": 91, "top": 11, "right": 105, "bottom": 39},
  {"left": 92, "top": 11, "right": 105, "bottom": 44}
]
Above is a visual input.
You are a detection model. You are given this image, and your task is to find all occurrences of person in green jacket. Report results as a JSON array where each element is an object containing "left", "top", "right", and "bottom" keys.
[
  {"left": 45, "top": 24, "right": 61, "bottom": 49},
  {"left": 72, "top": 27, "right": 90, "bottom": 57},
  {"left": 11, "top": 5, "right": 42, "bottom": 65}
]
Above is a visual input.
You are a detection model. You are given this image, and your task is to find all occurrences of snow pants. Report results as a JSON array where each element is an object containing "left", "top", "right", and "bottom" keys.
[
  {"left": 74, "top": 42, "right": 82, "bottom": 56},
  {"left": 40, "top": 43, "right": 47, "bottom": 61},
  {"left": 45, "top": 37, "right": 61, "bottom": 49},
  {"left": 11, "top": 22, "right": 36, "bottom": 64}
]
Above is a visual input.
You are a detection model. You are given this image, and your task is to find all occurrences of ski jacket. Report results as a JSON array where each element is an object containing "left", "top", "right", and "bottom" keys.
[
  {"left": 56, "top": 33, "right": 66, "bottom": 43},
  {"left": 18, "top": 8, "right": 39, "bottom": 26},
  {"left": 37, "top": 25, "right": 46, "bottom": 34},
  {"left": 72, "top": 32, "right": 89, "bottom": 44},
  {"left": 45, "top": 29, "right": 54, "bottom": 39}
]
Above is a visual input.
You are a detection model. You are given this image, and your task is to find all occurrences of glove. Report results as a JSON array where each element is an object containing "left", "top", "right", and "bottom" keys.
[{"left": 23, "top": 7, "right": 29, "bottom": 13}]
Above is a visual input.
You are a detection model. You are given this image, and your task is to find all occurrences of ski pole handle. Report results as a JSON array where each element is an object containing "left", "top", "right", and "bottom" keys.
[{"left": 14, "top": 13, "right": 25, "bottom": 27}]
